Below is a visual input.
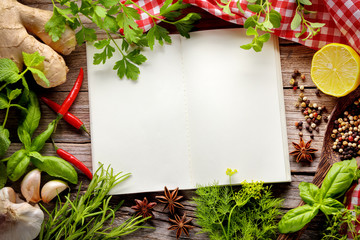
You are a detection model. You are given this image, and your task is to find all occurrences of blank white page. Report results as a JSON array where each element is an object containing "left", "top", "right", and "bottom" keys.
[
  {"left": 86, "top": 36, "right": 192, "bottom": 194},
  {"left": 181, "top": 29, "right": 290, "bottom": 186}
]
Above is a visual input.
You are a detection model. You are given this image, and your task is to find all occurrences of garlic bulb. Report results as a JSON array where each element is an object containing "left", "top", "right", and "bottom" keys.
[
  {"left": 21, "top": 169, "right": 41, "bottom": 203},
  {"left": 41, "top": 180, "right": 69, "bottom": 203},
  {"left": 0, "top": 187, "right": 44, "bottom": 240}
]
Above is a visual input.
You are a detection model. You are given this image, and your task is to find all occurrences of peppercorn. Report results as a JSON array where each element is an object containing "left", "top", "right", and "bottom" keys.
[
  {"left": 303, "top": 97, "right": 308, "bottom": 101},
  {"left": 293, "top": 86, "right": 298, "bottom": 90},
  {"left": 290, "top": 78, "right": 295, "bottom": 85},
  {"left": 315, "top": 127, "right": 320, "bottom": 132},
  {"left": 294, "top": 69, "right": 300, "bottom": 75},
  {"left": 294, "top": 102, "right": 300, "bottom": 108},
  {"left": 299, "top": 132, "right": 303, "bottom": 137},
  {"left": 299, "top": 93, "right": 304, "bottom": 98},
  {"left": 315, "top": 89, "right": 321, "bottom": 96},
  {"left": 300, "top": 85, "right": 305, "bottom": 91},
  {"left": 310, "top": 134, "right": 314, "bottom": 139}
]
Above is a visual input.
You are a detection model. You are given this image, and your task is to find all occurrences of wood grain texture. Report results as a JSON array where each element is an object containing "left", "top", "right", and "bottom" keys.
[{"left": 3, "top": 1, "right": 344, "bottom": 239}]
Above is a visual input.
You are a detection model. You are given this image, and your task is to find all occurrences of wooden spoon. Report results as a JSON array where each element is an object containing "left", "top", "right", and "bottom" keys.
[{"left": 277, "top": 86, "right": 360, "bottom": 240}]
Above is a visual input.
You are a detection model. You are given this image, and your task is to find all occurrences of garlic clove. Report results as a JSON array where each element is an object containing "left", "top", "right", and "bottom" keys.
[
  {"left": 0, "top": 187, "right": 16, "bottom": 203},
  {"left": 41, "top": 180, "right": 69, "bottom": 203},
  {"left": 21, "top": 169, "right": 41, "bottom": 203}
]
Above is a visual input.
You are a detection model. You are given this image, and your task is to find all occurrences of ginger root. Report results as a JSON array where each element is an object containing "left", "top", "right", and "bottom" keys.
[{"left": 0, "top": 0, "right": 76, "bottom": 88}]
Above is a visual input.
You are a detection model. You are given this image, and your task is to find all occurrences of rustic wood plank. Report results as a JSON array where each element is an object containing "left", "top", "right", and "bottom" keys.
[{"left": 3, "top": 1, "right": 344, "bottom": 240}]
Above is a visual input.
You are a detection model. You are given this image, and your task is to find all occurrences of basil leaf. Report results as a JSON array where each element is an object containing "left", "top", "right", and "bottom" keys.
[
  {"left": 0, "top": 126, "right": 10, "bottom": 157},
  {"left": 0, "top": 162, "right": 7, "bottom": 188},
  {"left": 18, "top": 91, "right": 41, "bottom": 137},
  {"left": 278, "top": 204, "right": 319, "bottom": 233},
  {"left": 320, "top": 198, "right": 344, "bottom": 215},
  {"left": 299, "top": 182, "right": 320, "bottom": 205},
  {"left": 7, "top": 149, "right": 30, "bottom": 181},
  {"left": 31, "top": 156, "right": 78, "bottom": 184},
  {"left": 30, "top": 119, "right": 57, "bottom": 152},
  {"left": 320, "top": 159, "right": 357, "bottom": 199},
  {"left": 17, "top": 128, "right": 31, "bottom": 152}
]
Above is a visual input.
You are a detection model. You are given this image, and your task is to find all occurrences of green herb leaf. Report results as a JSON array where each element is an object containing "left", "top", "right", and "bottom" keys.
[
  {"left": 76, "top": 27, "right": 97, "bottom": 46},
  {"left": 146, "top": 25, "right": 172, "bottom": 50},
  {"left": 319, "top": 198, "right": 344, "bottom": 215},
  {"left": 99, "top": 0, "right": 118, "bottom": 8},
  {"left": 174, "top": 13, "right": 201, "bottom": 38},
  {"left": 309, "top": 22, "right": 325, "bottom": 28},
  {"left": 0, "top": 58, "right": 20, "bottom": 84},
  {"left": 236, "top": 1, "right": 245, "bottom": 14},
  {"left": 247, "top": 4, "right": 262, "bottom": 13},
  {"left": 18, "top": 91, "right": 41, "bottom": 137},
  {"left": 6, "top": 149, "right": 30, "bottom": 181},
  {"left": 0, "top": 161, "right": 7, "bottom": 188},
  {"left": 127, "top": 50, "right": 147, "bottom": 65},
  {"left": 244, "top": 15, "right": 257, "bottom": 28},
  {"left": 30, "top": 119, "right": 57, "bottom": 152},
  {"left": 240, "top": 43, "right": 253, "bottom": 50},
  {"left": 45, "top": 7, "right": 67, "bottom": 42},
  {"left": 291, "top": 12, "right": 302, "bottom": 30},
  {"left": 269, "top": 10, "right": 282, "bottom": 28},
  {"left": 31, "top": 155, "right": 78, "bottom": 184},
  {"left": 7, "top": 88, "right": 22, "bottom": 101},
  {"left": 0, "top": 126, "right": 10, "bottom": 157},
  {"left": 28, "top": 67, "right": 50, "bottom": 87},
  {"left": 299, "top": 0, "right": 312, "bottom": 5},
  {"left": 299, "top": 182, "right": 320, "bottom": 205},
  {"left": 320, "top": 159, "right": 357, "bottom": 199},
  {"left": 17, "top": 128, "right": 32, "bottom": 151},
  {"left": 103, "top": 15, "right": 119, "bottom": 33},
  {"left": 94, "top": 5, "right": 107, "bottom": 18},
  {"left": 246, "top": 27, "right": 257, "bottom": 36},
  {"left": 23, "top": 52, "right": 45, "bottom": 68},
  {"left": 93, "top": 40, "right": 115, "bottom": 65},
  {"left": 258, "top": 33, "right": 271, "bottom": 42},
  {"left": 0, "top": 95, "right": 9, "bottom": 109},
  {"left": 278, "top": 204, "right": 319, "bottom": 233}
]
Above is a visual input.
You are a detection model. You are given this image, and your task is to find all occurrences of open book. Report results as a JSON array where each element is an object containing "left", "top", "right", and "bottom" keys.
[{"left": 86, "top": 28, "right": 290, "bottom": 194}]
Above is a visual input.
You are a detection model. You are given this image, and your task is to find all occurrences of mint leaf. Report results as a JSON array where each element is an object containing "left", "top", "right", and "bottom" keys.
[
  {"left": 258, "top": 33, "right": 271, "bottom": 42},
  {"left": 8, "top": 88, "right": 22, "bottom": 101},
  {"left": 0, "top": 59, "right": 20, "bottom": 84},
  {"left": 0, "top": 95, "right": 9, "bottom": 109},
  {"left": 244, "top": 15, "right": 257, "bottom": 28},
  {"left": 246, "top": 27, "right": 257, "bottom": 36},
  {"left": 22, "top": 52, "right": 45, "bottom": 68},
  {"left": 0, "top": 126, "right": 10, "bottom": 157},
  {"left": 269, "top": 10, "right": 282, "bottom": 28},
  {"left": 28, "top": 67, "right": 50, "bottom": 87}
]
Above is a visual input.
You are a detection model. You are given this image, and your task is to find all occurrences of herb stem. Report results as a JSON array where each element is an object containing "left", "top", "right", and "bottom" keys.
[
  {"left": 128, "top": 0, "right": 173, "bottom": 25},
  {"left": 2, "top": 99, "right": 11, "bottom": 128}
]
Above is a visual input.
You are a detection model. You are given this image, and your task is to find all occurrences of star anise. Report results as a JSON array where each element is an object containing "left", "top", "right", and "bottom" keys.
[
  {"left": 290, "top": 137, "right": 318, "bottom": 162},
  {"left": 130, "top": 197, "right": 157, "bottom": 219},
  {"left": 156, "top": 186, "right": 184, "bottom": 214},
  {"left": 168, "top": 213, "right": 195, "bottom": 239}
]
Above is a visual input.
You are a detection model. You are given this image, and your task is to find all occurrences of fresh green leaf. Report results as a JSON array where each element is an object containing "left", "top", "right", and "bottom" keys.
[
  {"left": 291, "top": 12, "right": 302, "bottom": 30},
  {"left": 246, "top": 27, "right": 257, "bottom": 36},
  {"left": 0, "top": 162, "right": 7, "bottom": 188},
  {"left": 7, "top": 88, "right": 22, "bottom": 101},
  {"left": 99, "top": 0, "right": 118, "bottom": 8},
  {"left": 309, "top": 22, "right": 325, "bottom": 28},
  {"left": 76, "top": 27, "right": 97, "bottom": 45},
  {"left": 22, "top": 52, "right": 45, "bottom": 68},
  {"left": 295, "top": 27, "right": 307, "bottom": 38},
  {"left": 45, "top": 7, "right": 67, "bottom": 42},
  {"left": 269, "top": 10, "right": 282, "bottom": 28},
  {"left": 30, "top": 119, "right": 57, "bottom": 152},
  {"left": 18, "top": 91, "right": 41, "bottom": 137},
  {"left": 93, "top": 40, "right": 115, "bottom": 65},
  {"left": 244, "top": 15, "right": 257, "bottom": 28},
  {"left": 28, "top": 67, "right": 50, "bottom": 87},
  {"left": 236, "top": 1, "right": 245, "bottom": 14},
  {"left": 320, "top": 159, "right": 357, "bottom": 199},
  {"left": 0, "top": 59, "right": 20, "bottom": 84},
  {"left": 278, "top": 204, "right": 319, "bottom": 233},
  {"left": 258, "top": 33, "right": 271, "bottom": 42},
  {"left": 147, "top": 25, "right": 172, "bottom": 50},
  {"left": 94, "top": 6, "right": 107, "bottom": 18},
  {"left": 0, "top": 95, "right": 8, "bottom": 109},
  {"left": 174, "top": 13, "right": 201, "bottom": 38},
  {"left": 114, "top": 59, "right": 126, "bottom": 79},
  {"left": 160, "top": 0, "right": 188, "bottom": 16},
  {"left": 17, "top": 128, "right": 31, "bottom": 151},
  {"left": 299, "top": 0, "right": 312, "bottom": 5},
  {"left": 319, "top": 198, "right": 344, "bottom": 215},
  {"left": 0, "top": 126, "right": 10, "bottom": 157},
  {"left": 262, "top": 20, "right": 273, "bottom": 30},
  {"left": 127, "top": 50, "right": 147, "bottom": 65},
  {"left": 103, "top": 15, "right": 119, "bottom": 33},
  {"left": 299, "top": 182, "right": 320, "bottom": 205},
  {"left": 31, "top": 155, "right": 78, "bottom": 184},
  {"left": 240, "top": 43, "right": 253, "bottom": 50},
  {"left": 247, "top": 4, "right": 262, "bottom": 13},
  {"left": 28, "top": 151, "right": 44, "bottom": 162},
  {"left": 7, "top": 150, "right": 30, "bottom": 181}
]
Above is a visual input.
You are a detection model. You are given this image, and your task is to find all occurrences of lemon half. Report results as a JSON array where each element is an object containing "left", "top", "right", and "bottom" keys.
[{"left": 311, "top": 43, "right": 360, "bottom": 97}]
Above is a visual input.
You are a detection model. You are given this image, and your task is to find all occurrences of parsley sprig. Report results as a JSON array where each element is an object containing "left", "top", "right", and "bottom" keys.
[
  {"left": 46, "top": 0, "right": 200, "bottom": 80},
  {"left": 291, "top": 0, "right": 325, "bottom": 40}
]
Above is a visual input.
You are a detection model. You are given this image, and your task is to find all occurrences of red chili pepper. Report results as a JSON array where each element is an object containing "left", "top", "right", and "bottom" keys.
[
  {"left": 54, "top": 144, "right": 93, "bottom": 180},
  {"left": 41, "top": 97, "right": 90, "bottom": 135},
  {"left": 58, "top": 68, "right": 84, "bottom": 117}
]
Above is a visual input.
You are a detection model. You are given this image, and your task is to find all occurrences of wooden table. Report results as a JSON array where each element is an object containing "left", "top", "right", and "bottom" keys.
[{"left": 7, "top": 1, "right": 340, "bottom": 239}]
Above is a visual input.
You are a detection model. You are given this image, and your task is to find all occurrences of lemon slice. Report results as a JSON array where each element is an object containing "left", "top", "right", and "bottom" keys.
[{"left": 311, "top": 43, "right": 360, "bottom": 97}]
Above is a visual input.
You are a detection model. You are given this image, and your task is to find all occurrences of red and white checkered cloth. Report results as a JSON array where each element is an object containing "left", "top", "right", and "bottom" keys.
[
  {"left": 345, "top": 179, "right": 360, "bottom": 239},
  {"left": 128, "top": 0, "right": 360, "bottom": 53}
]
